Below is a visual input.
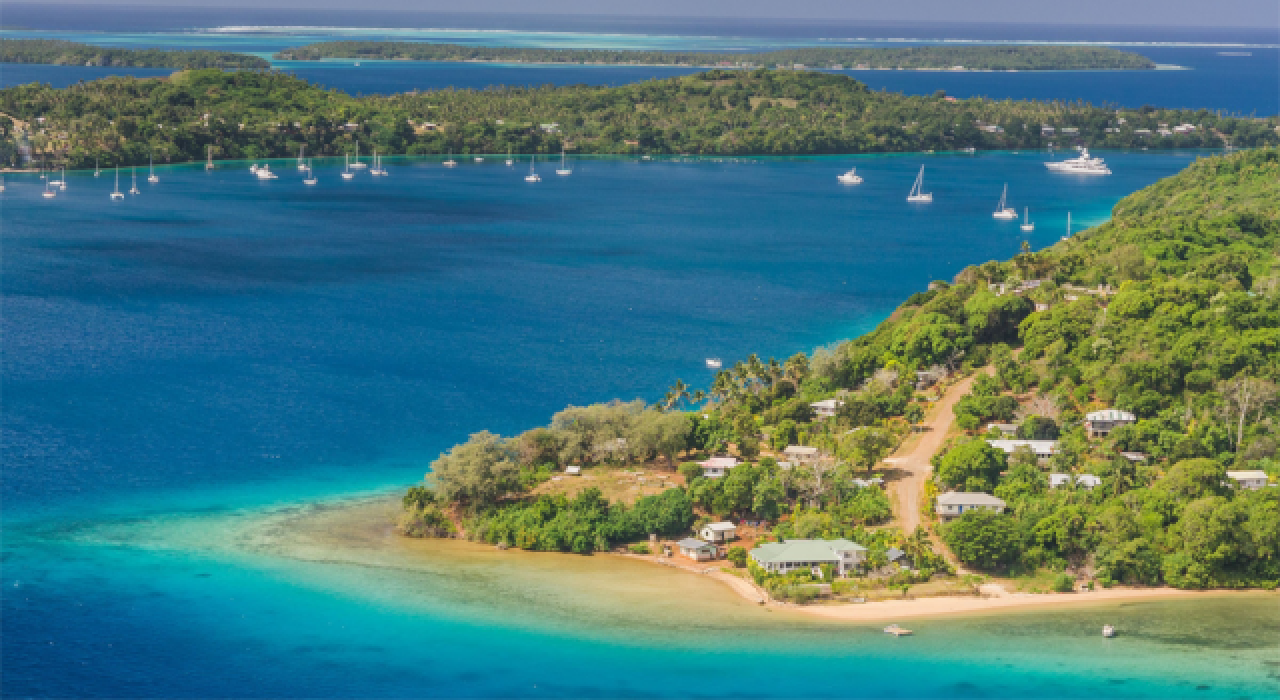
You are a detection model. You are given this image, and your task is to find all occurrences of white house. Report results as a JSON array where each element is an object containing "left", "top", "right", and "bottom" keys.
[
  {"left": 810, "top": 399, "right": 844, "bottom": 419},
  {"left": 700, "top": 522, "right": 738, "bottom": 543},
  {"left": 936, "top": 492, "right": 1006, "bottom": 522},
  {"left": 1226, "top": 470, "right": 1269, "bottom": 491},
  {"left": 782, "top": 445, "right": 821, "bottom": 463},
  {"left": 749, "top": 539, "right": 868, "bottom": 577},
  {"left": 1050, "top": 473, "right": 1101, "bottom": 490},
  {"left": 677, "top": 538, "right": 718, "bottom": 561},
  {"left": 986, "top": 439, "right": 1059, "bottom": 459},
  {"left": 987, "top": 423, "right": 1018, "bottom": 436},
  {"left": 564, "top": 465, "right": 582, "bottom": 476},
  {"left": 699, "top": 456, "right": 739, "bottom": 478},
  {"left": 1085, "top": 409, "right": 1136, "bottom": 437},
  {"left": 1119, "top": 452, "right": 1147, "bottom": 462}
]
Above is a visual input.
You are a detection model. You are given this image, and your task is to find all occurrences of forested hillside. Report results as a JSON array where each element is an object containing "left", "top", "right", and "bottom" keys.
[
  {"left": 3, "top": 69, "right": 1275, "bottom": 168},
  {"left": 0, "top": 39, "right": 271, "bottom": 70}
]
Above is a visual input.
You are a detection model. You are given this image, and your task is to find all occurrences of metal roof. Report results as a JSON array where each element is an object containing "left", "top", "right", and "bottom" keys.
[
  {"left": 677, "top": 538, "right": 715, "bottom": 550},
  {"left": 937, "top": 492, "right": 1006, "bottom": 507},
  {"left": 1085, "top": 409, "right": 1136, "bottom": 422},
  {"left": 749, "top": 539, "right": 867, "bottom": 564}
]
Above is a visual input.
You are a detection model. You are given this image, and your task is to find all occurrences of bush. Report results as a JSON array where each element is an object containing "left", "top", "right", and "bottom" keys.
[
  {"left": 1052, "top": 573, "right": 1075, "bottom": 592},
  {"left": 942, "top": 510, "right": 1021, "bottom": 571},
  {"left": 727, "top": 545, "right": 748, "bottom": 568},
  {"left": 628, "top": 543, "right": 652, "bottom": 555}
]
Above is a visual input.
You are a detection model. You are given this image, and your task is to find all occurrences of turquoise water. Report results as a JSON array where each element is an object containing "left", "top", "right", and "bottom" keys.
[{"left": 5, "top": 152, "right": 1278, "bottom": 697}]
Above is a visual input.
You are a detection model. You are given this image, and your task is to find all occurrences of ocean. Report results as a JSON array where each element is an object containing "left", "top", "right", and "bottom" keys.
[
  {"left": 5, "top": 151, "right": 1279, "bottom": 697},
  {"left": 1, "top": 4, "right": 1277, "bottom": 113}
]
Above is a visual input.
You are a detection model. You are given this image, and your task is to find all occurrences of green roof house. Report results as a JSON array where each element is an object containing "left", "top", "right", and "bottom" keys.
[{"left": 749, "top": 539, "right": 868, "bottom": 577}]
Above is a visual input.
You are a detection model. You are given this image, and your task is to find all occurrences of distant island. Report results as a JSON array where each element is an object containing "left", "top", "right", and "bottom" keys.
[
  {"left": 4, "top": 69, "right": 1276, "bottom": 170},
  {"left": 0, "top": 39, "right": 271, "bottom": 70},
  {"left": 274, "top": 43, "right": 1157, "bottom": 72},
  {"left": 400, "top": 148, "right": 1280, "bottom": 607}
]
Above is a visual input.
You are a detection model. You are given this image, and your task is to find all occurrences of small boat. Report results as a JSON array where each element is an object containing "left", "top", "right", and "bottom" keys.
[
  {"left": 962, "top": 147, "right": 976, "bottom": 154},
  {"left": 443, "top": 150, "right": 457, "bottom": 168},
  {"left": 256, "top": 165, "right": 278, "bottom": 180},
  {"left": 906, "top": 165, "right": 932, "bottom": 202},
  {"left": 110, "top": 166, "right": 124, "bottom": 200},
  {"left": 48, "top": 167, "right": 65, "bottom": 188},
  {"left": 370, "top": 150, "right": 387, "bottom": 176},
  {"left": 705, "top": 358, "right": 723, "bottom": 370},
  {"left": 0, "top": 175, "right": 5, "bottom": 192},
  {"left": 129, "top": 167, "right": 140, "bottom": 195},
  {"left": 883, "top": 624, "right": 913, "bottom": 637},
  {"left": 147, "top": 156, "right": 159, "bottom": 184},
  {"left": 474, "top": 156, "right": 484, "bottom": 163},
  {"left": 556, "top": 148, "right": 572, "bottom": 176},
  {"left": 524, "top": 155, "right": 541, "bottom": 182},
  {"left": 94, "top": 158, "right": 101, "bottom": 177},
  {"left": 58, "top": 167, "right": 67, "bottom": 190},
  {"left": 297, "top": 145, "right": 308, "bottom": 171},
  {"left": 350, "top": 143, "right": 367, "bottom": 169},
  {"left": 42, "top": 179, "right": 56, "bottom": 198},
  {"left": 206, "top": 146, "right": 215, "bottom": 170},
  {"left": 837, "top": 167, "right": 863, "bottom": 184},
  {"left": 1102, "top": 625, "right": 1116, "bottom": 638},
  {"left": 1020, "top": 207, "right": 1035, "bottom": 232},
  {"left": 303, "top": 159, "right": 318, "bottom": 186},
  {"left": 992, "top": 183, "right": 1017, "bottom": 219},
  {"left": 505, "top": 148, "right": 514, "bottom": 166},
  {"left": 341, "top": 154, "right": 355, "bottom": 180}
]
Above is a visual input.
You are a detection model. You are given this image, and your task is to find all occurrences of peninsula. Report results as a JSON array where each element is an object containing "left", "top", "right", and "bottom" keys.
[
  {"left": 273, "top": 43, "right": 1157, "bottom": 72},
  {"left": 400, "top": 148, "right": 1280, "bottom": 611},
  {"left": 0, "top": 38, "right": 271, "bottom": 70},
  {"left": 3, "top": 69, "right": 1276, "bottom": 170}
]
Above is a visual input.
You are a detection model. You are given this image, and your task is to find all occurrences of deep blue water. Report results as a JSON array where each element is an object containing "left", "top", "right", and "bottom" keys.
[{"left": 7, "top": 152, "right": 1279, "bottom": 698}]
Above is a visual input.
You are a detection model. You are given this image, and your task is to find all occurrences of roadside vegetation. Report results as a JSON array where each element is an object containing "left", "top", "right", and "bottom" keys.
[{"left": 4, "top": 68, "right": 1276, "bottom": 169}]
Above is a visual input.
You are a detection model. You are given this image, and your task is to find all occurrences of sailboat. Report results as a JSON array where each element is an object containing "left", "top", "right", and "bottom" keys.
[
  {"left": 370, "top": 150, "right": 387, "bottom": 176},
  {"left": 556, "top": 148, "right": 572, "bottom": 176},
  {"left": 505, "top": 148, "right": 514, "bottom": 166},
  {"left": 1020, "top": 207, "right": 1035, "bottom": 232},
  {"left": 42, "top": 178, "right": 56, "bottom": 198},
  {"left": 111, "top": 166, "right": 125, "bottom": 200},
  {"left": 48, "top": 167, "right": 65, "bottom": 188},
  {"left": 304, "top": 159, "right": 318, "bottom": 186},
  {"left": 147, "top": 155, "right": 159, "bottom": 184},
  {"left": 443, "top": 150, "right": 457, "bottom": 168},
  {"left": 992, "top": 184, "right": 1017, "bottom": 219},
  {"left": 342, "top": 153, "right": 355, "bottom": 180},
  {"left": 129, "top": 167, "right": 141, "bottom": 195},
  {"left": 837, "top": 166, "right": 863, "bottom": 184},
  {"left": 94, "top": 158, "right": 101, "bottom": 177},
  {"left": 350, "top": 142, "right": 367, "bottom": 169},
  {"left": 0, "top": 175, "right": 5, "bottom": 192},
  {"left": 297, "top": 145, "right": 307, "bottom": 171},
  {"left": 524, "top": 155, "right": 541, "bottom": 183},
  {"left": 1062, "top": 212, "right": 1072, "bottom": 241},
  {"left": 206, "top": 146, "right": 215, "bottom": 170},
  {"left": 56, "top": 167, "right": 67, "bottom": 190},
  {"left": 906, "top": 165, "right": 932, "bottom": 202}
]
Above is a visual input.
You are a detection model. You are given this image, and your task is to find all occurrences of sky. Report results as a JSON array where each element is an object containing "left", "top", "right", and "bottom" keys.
[{"left": 25, "top": 0, "right": 1280, "bottom": 29}]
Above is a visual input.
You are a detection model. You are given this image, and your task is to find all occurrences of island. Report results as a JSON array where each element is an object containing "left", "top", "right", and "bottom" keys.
[
  {"left": 272, "top": 43, "right": 1158, "bottom": 72},
  {"left": 3, "top": 68, "right": 1276, "bottom": 170},
  {"left": 0, "top": 38, "right": 271, "bottom": 70},
  {"left": 399, "top": 147, "right": 1279, "bottom": 614}
]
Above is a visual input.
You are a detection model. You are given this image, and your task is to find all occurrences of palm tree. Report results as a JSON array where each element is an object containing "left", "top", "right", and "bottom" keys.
[{"left": 663, "top": 379, "right": 691, "bottom": 411}]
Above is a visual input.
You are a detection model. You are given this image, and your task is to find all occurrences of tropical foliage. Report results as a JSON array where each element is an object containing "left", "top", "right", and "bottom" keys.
[{"left": 0, "top": 39, "right": 270, "bottom": 70}]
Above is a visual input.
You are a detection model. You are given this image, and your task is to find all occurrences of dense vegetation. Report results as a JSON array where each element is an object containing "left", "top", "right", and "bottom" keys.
[
  {"left": 0, "top": 39, "right": 271, "bottom": 70},
  {"left": 402, "top": 148, "right": 1279, "bottom": 590},
  {"left": 4, "top": 68, "right": 1275, "bottom": 169},
  {"left": 275, "top": 43, "right": 1155, "bottom": 72}
]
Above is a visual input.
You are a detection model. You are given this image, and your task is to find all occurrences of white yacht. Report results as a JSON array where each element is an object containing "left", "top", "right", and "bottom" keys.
[
  {"left": 129, "top": 168, "right": 140, "bottom": 195},
  {"left": 474, "top": 156, "right": 484, "bottom": 163},
  {"left": 304, "top": 159, "right": 318, "bottom": 186},
  {"left": 1045, "top": 147, "right": 1111, "bottom": 175},
  {"left": 250, "top": 163, "right": 259, "bottom": 173},
  {"left": 350, "top": 143, "right": 367, "bottom": 169},
  {"left": 297, "top": 145, "right": 308, "bottom": 171},
  {"left": 524, "top": 155, "right": 541, "bottom": 182},
  {"left": 111, "top": 167, "right": 125, "bottom": 200},
  {"left": 147, "top": 156, "right": 159, "bottom": 184},
  {"left": 837, "top": 167, "right": 863, "bottom": 184},
  {"left": 992, "top": 184, "right": 1017, "bottom": 219},
  {"left": 705, "top": 358, "right": 723, "bottom": 370},
  {"left": 556, "top": 149, "right": 572, "bottom": 176},
  {"left": 906, "top": 165, "right": 932, "bottom": 202},
  {"left": 1020, "top": 207, "right": 1035, "bottom": 232},
  {"left": 443, "top": 150, "right": 457, "bottom": 168},
  {"left": 256, "top": 164, "right": 278, "bottom": 180},
  {"left": 342, "top": 154, "right": 355, "bottom": 180}
]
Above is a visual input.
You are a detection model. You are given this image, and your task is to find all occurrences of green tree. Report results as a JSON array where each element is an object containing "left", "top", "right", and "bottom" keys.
[
  {"left": 426, "top": 430, "right": 519, "bottom": 509},
  {"left": 934, "top": 440, "right": 1007, "bottom": 492},
  {"left": 942, "top": 509, "right": 1021, "bottom": 570}
]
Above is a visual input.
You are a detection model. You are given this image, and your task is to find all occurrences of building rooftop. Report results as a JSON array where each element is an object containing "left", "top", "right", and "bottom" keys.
[
  {"left": 937, "top": 492, "right": 1006, "bottom": 507},
  {"left": 699, "top": 457, "right": 739, "bottom": 468},
  {"left": 677, "top": 538, "right": 715, "bottom": 550},
  {"left": 783, "top": 445, "right": 820, "bottom": 456},
  {"left": 1085, "top": 409, "right": 1136, "bottom": 422},
  {"left": 986, "top": 439, "right": 1059, "bottom": 454},
  {"left": 1226, "top": 470, "right": 1268, "bottom": 480},
  {"left": 750, "top": 539, "right": 866, "bottom": 564},
  {"left": 704, "top": 521, "right": 737, "bottom": 531}
]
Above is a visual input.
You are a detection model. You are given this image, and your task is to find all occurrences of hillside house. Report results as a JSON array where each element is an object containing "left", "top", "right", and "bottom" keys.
[
  {"left": 810, "top": 399, "right": 844, "bottom": 419},
  {"left": 1226, "top": 470, "right": 1268, "bottom": 490},
  {"left": 699, "top": 522, "right": 738, "bottom": 543},
  {"left": 749, "top": 539, "right": 868, "bottom": 577},
  {"left": 783, "top": 445, "right": 821, "bottom": 464},
  {"left": 936, "top": 492, "right": 1006, "bottom": 522},
  {"left": 1050, "top": 473, "right": 1101, "bottom": 490},
  {"left": 986, "top": 439, "right": 1059, "bottom": 460},
  {"left": 678, "top": 538, "right": 718, "bottom": 561},
  {"left": 1085, "top": 410, "right": 1137, "bottom": 438},
  {"left": 699, "top": 456, "right": 739, "bottom": 478}
]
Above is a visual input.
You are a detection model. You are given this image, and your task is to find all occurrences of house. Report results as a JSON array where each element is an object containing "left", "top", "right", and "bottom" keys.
[
  {"left": 678, "top": 538, "right": 718, "bottom": 561},
  {"left": 986, "top": 439, "right": 1059, "bottom": 459},
  {"left": 987, "top": 423, "right": 1018, "bottom": 436},
  {"left": 749, "top": 539, "right": 868, "bottom": 576},
  {"left": 1119, "top": 451, "right": 1147, "bottom": 462},
  {"left": 1035, "top": 302, "right": 1051, "bottom": 312},
  {"left": 565, "top": 465, "right": 582, "bottom": 476},
  {"left": 1226, "top": 470, "right": 1268, "bottom": 490},
  {"left": 1085, "top": 409, "right": 1137, "bottom": 437},
  {"left": 1041, "top": 125, "right": 1056, "bottom": 135},
  {"left": 700, "top": 522, "right": 738, "bottom": 543},
  {"left": 810, "top": 399, "right": 844, "bottom": 419},
  {"left": 851, "top": 477, "right": 884, "bottom": 489},
  {"left": 1050, "top": 473, "right": 1101, "bottom": 490},
  {"left": 699, "top": 456, "right": 740, "bottom": 478},
  {"left": 783, "top": 445, "right": 821, "bottom": 464},
  {"left": 1134, "top": 128, "right": 1153, "bottom": 136},
  {"left": 886, "top": 547, "right": 910, "bottom": 569},
  {"left": 936, "top": 492, "right": 1006, "bottom": 522}
]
